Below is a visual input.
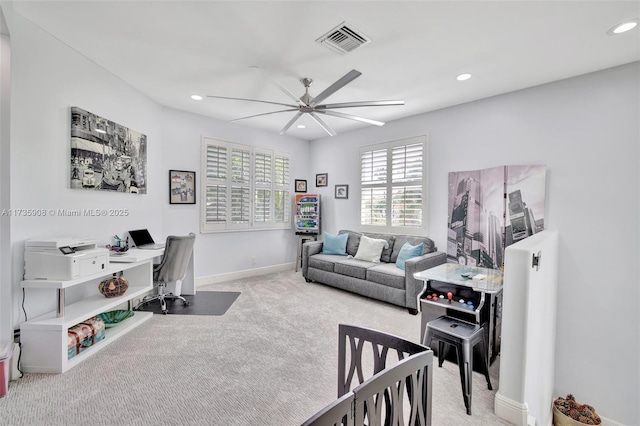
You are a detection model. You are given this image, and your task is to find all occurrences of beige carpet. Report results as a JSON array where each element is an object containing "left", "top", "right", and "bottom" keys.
[{"left": 0, "top": 270, "right": 511, "bottom": 425}]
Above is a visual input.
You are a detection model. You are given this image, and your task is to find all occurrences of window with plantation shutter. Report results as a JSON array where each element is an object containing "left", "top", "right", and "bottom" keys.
[
  {"left": 201, "top": 137, "right": 292, "bottom": 232},
  {"left": 360, "top": 136, "right": 427, "bottom": 234},
  {"left": 274, "top": 154, "right": 291, "bottom": 223},
  {"left": 254, "top": 150, "right": 272, "bottom": 224}
]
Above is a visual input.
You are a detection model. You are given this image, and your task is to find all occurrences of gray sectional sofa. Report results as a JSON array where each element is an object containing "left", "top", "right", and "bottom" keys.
[{"left": 301, "top": 230, "right": 446, "bottom": 314}]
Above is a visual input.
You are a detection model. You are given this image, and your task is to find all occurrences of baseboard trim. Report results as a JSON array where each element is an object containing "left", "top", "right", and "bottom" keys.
[
  {"left": 196, "top": 263, "right": 295, "bottom": 287},
  {"left": 495, "top": 392, "right": 528, "bottom": 426},
  {"left": 600, "top": 416, "right": 624, "bottom": 426},
  {"left": 494, "top": 393, "right": 624, "bottom": 426}
]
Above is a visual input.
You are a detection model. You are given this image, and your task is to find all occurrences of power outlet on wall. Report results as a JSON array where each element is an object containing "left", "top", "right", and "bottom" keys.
[{"left": 251, "top": 257, "right": 256, "bottom": 266}]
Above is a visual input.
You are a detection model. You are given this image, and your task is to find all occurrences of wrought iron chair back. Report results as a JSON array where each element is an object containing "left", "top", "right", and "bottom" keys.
[
  {"left": 353, "top": 351, "right": 433, "bottom": 426},
  {"left": 301, "top": 349, "right": 433, "bottom": 426},
  {"left": 338, "top": 324, "right": 430, "bottom": 397}
]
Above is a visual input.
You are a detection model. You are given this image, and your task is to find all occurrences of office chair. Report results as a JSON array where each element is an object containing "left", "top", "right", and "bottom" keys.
[{"left": 135, "top": 232, "right": 195, "bottom": 314}]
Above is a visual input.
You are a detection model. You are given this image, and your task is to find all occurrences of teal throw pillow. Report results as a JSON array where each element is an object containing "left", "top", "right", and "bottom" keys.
[
  {"left": 395, "top": 242, "right": 424, "bottom": 270},
  {"left": 322, "top": 231, "right": 349, "bottom": 255}
]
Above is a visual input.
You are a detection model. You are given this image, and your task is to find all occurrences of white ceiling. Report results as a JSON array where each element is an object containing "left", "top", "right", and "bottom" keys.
[{"left": 9, "top": 1, "right": 640, "bottom": 141}]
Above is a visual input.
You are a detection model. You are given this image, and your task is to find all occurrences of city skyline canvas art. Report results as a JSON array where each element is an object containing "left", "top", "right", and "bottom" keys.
[{"left": 447, "top": 165, "right": 546, "bottom": 270}]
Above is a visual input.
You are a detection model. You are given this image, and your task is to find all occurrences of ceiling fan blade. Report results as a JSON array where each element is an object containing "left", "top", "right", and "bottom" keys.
[
  {"left": 309, "top": 69, "right": 362, "bottom": 107},
  {"left": 309, "top": 112, "right": 337, "bottom": 137},
  {"left": 230, "top": 108, "right": 299, "bottom": 122},
  {"left": 315, "top": 110, "right": 385, "bottom": 127},
  {"left": 251, "top": 66, "right": 306, "bottom": 106},
  {"left": 315, "top": 100, "right": 405, "bottom": 109},
  {"left": 279, "top": 111, "right": 304, "bottom": 135},
  {"left": 207, "top": 95, "right": 297, "bottom": 109}
]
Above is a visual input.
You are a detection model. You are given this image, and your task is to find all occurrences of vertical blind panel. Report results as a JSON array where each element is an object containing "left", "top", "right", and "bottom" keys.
[
  {"left": 231, "top": 186, "right": 250, "bottom": 223},
  {"left": 205, "top": 185, "right": 227, "bottom": 222},
  {"left": 254, "top": 189, "right": 271, "bottom": 223},
  {"left": 231, "top": 148, "right": 251, "bottom": 184},
  {"left": 391, "top": 186, "right": 423, "bottom": 227},
  {"left": 392, "top": 143, "right": 423, "bottom": 183},
  {"left": 206, "top": 145, "right": 227, "bottom": 180},
  {"left": 361, "top": 149, "right": 388, "bottom": 184},
  {"left": 360, "top": 187, "right": 387, "bottom": 226},
  {"left": 274, "top": 190, "right": 290, "bottom": 222},
  {"left": 274, "top": 156, "right": 290, "bottom": 186},
  {"left": 254, "top": 152, "right": 272, "bottom": 185}
]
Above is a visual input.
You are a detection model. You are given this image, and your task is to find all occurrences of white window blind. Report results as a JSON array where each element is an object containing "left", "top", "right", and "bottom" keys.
[
  {"left": 201, "top": 137, "right": 292, "bottom": 233},
  {"left": 360, "top": 136, "right": 427, "bottom": 234},
  {"left": 274, "top": 154, "right": 291, "bottom": 223}
]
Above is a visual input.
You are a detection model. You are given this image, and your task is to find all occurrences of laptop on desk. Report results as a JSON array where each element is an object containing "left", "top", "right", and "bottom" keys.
[{"left": 128, "top": 229, "right": 165, "bottom": 250}]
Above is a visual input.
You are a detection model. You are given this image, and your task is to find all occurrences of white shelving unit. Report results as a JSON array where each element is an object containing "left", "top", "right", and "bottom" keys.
[{"left": 20, "top": 259, "right": 155, "bottom": 373}]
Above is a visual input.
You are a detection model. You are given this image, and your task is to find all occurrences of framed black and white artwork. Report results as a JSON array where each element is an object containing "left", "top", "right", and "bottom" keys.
[
  {"left": 335, "top": 184, "right": 349, "bottom": 199},
  {"left": 169, "top": 170, "right": 196, "bottom": 204},
  {"left": 316, "top": 173, "right": 328, "bottom": 187},
  {"left": 295, "top": 179, "right": 307, "bottom": 193},
  {"left": 70, "top": 107, "right": 147, "bottom": 194}
]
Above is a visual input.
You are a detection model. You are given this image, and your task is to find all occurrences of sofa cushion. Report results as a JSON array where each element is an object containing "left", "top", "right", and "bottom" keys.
[
  {"left": 322, "top": 231, "right": 348, "bottom": 255},
  {"left": 354, "top": 235, "right": 388, "bottom": 263},
  {"left": 334, "top": 258, "right": 377, "bottom": 280},
  {"left": 395, "top": 242, "right": 424, "bottom": 270},
  {"left": 363, "top": 233, "right": 395, "bottom": 263},
  {"left": 338, "top": 230, "right": 362, "bottom": 257},
  {"left": 308, "top": 254, "right": 342, "bottom": 273},
  {"left": 366, "top": 263, "right": 406, "bottom": 290},
  {"left": 390, "top": 235, "right": 435, "bottom": 263}
]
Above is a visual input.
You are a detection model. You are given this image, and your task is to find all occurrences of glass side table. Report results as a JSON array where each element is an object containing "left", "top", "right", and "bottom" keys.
[{"left": 414, "top": 263, "right": 504, "bottom": 364}]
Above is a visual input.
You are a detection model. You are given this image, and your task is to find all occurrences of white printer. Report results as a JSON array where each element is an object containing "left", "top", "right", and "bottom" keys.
[{"left": 24, "top": 237, "right": 109, "bottom": 280}]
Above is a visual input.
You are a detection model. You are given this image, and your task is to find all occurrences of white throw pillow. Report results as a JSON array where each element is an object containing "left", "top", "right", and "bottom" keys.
[{"left": 354, "top": 235, "right": 388, "bottom": 263}]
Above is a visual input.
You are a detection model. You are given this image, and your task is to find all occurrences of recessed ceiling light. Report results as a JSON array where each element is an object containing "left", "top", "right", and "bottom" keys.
[
  {"left": 608, "top": 19, "right": 638, "bottom": 35},
  {"left": 456, "top": 73, "right": 472, "bottom": 81},
  {"left": 297, "top": 124, "right": 306, "bottom": 129},
  {"left": 190, "top": 95, "right": 203, "bottom": 101}
]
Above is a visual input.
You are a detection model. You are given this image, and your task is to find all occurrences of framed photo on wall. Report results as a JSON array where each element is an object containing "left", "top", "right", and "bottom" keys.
[
  {"left": 316, "top": 173, "right": 328, "bottom": 187},
  {"left": 295, "top": 179, "right": 307, "bottom": 193},
  {"left": 70, "top": 106, "right": 147, "bottom": 194},
  {"left": 335, "top": 184, "right": 349, "bottom": 199},
  {"left": 169, "top": 170, "right": 196, "bottom": 204}
]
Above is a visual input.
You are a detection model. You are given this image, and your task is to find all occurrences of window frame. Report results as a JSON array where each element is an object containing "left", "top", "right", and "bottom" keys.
[
  {"left": 201, "top": 137, "right": 292, "bottom": 233},
  {"left": 359, "top": 135, "right": 428, "bottom": 236}
]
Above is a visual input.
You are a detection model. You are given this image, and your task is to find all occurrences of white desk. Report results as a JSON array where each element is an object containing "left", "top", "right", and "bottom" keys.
[{"left": 109, "top": 248, "right": 196, "bottom": 295}]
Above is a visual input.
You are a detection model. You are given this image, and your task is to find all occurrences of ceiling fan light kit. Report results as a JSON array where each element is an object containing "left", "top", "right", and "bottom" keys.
[{"left": 207, "top": 68, "right": 405, "bottom": 137}]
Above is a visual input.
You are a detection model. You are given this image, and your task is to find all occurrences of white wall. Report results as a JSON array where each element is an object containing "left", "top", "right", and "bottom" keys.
[
  {"left": 160, "top": 107, "right": 310, "bottom": 278},
  {"left": 309, "top": 62, "right": 640, "bottom": 425},
  {"left": 0, "top": 7, "right": 12, "bottom": 356},
  {"left": 3, "top": 4, "right": 311, "bottom": 323},
  {"left": 4, "top": 1, "right": 638, "bottom": 422}
]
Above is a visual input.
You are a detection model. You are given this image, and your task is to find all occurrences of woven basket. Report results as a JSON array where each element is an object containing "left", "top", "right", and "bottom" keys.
[
  {"left": 98, "top": 272, "right": 129, "bottom": 298},
  {"left": 553, "top": 406, "right": 600, "bottom": 426}
]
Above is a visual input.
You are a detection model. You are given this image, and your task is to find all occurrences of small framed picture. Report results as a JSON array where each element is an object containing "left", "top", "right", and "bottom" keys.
[
  {"left": 169, "top": 170, "right": 196, "bottom": 204},
  {"left": 295, "top": 179, "right": 307, "bottom": 193},
  {"left": 316, "top": 173, "right": 328, "bottom": 187},
  {"left": 335, "top": 184, "right": 349, "bottom": 199}
]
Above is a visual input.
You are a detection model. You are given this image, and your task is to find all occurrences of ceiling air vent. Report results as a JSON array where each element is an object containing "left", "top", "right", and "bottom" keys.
[{"left": 316, "top": 22, "right": 371, "bottom": 55}]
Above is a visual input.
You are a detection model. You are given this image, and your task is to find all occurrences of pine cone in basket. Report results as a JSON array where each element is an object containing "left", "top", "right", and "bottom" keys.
[{"left": 554, "top": 394, "right": 601, "bottom": 425}]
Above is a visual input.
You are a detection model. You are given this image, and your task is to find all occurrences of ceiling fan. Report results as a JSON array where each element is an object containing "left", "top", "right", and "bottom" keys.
[{"left": 207, "top": 68, "right": 404, "bottom": 137}]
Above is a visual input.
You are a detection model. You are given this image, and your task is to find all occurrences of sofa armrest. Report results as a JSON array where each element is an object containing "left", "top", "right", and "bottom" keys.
[
  {"left": 302, "top": 241, "right": 323, "bottom": 279},
  {"left": 403, "top": 251, "right": 447, "bottom": 310}
]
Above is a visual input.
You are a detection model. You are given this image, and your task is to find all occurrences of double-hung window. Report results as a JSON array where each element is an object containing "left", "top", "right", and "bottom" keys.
[
  {"left": 201, "top": 137, "right": 291, "bottom": 232},
  {"left": 360, "top": 135, "right": 427, "bottom": 234}
]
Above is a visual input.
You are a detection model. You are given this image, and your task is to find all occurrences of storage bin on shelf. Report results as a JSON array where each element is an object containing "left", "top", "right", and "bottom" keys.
[{"left": 67, "top": 316, "right": 105, "bottom": 360}]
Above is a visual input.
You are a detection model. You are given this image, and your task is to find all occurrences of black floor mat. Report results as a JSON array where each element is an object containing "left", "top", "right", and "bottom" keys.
[{"left": 135, "top": 291, "right": 240, "bottom": 315}]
